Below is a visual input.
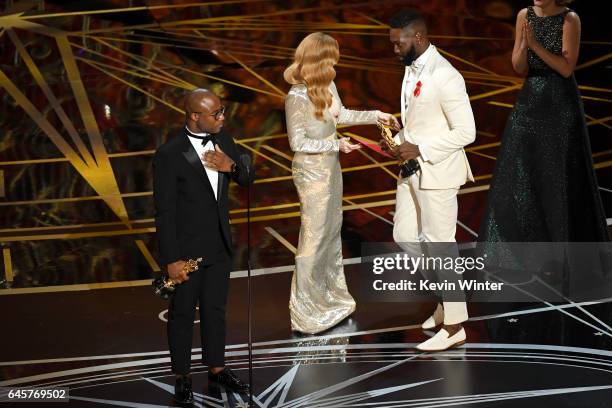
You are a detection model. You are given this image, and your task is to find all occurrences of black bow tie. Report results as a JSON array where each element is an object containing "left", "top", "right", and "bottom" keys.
[{"left": 186, "top": 129, "right": 216, "bottom": 146}]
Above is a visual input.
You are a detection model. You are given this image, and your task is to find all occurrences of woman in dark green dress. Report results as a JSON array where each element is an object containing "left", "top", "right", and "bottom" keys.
[{"left": 479, "top": 0, "right": 608, "bottom": 243}]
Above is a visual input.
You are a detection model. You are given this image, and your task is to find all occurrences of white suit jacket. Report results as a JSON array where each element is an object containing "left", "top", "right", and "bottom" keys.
[{"left": 398, "top": 46, "right": 475, "bottom": 189}]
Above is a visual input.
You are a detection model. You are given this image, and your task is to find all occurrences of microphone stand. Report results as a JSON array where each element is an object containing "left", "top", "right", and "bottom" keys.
[{"left": 242, "top": 156, "right": 253, "bottom": 407}]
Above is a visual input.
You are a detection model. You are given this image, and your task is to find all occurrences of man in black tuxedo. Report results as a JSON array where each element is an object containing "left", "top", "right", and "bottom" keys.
[{"left": 153, "top": 88, "right": 253, "bottom": 404}]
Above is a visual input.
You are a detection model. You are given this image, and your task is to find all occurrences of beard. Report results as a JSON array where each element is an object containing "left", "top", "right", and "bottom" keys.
[{"left": 402, "top": 45, "right": 417, "bottom": 66}]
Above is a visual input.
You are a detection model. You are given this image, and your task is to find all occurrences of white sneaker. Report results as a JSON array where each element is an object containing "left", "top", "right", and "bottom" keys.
[
  {"left": 421, "top": 303, "right": 444, "bottom": 330},
  {"left": 416, "top": 327, "right": 466, "bottom": 352}
]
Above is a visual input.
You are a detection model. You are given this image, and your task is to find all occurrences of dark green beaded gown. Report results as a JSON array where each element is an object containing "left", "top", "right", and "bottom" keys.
[{"left": 479, "top": 7, "right": 608, "bottom": 243}]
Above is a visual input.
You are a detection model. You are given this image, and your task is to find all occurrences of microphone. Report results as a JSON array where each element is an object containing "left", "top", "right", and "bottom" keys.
[{"left": 240, "top": 153, "right": 251, "bottom": 178}]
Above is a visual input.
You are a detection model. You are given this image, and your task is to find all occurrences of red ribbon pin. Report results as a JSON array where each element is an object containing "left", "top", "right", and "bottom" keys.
[{"left": 414, "top": 81, "right": 422, "bottom": 97}]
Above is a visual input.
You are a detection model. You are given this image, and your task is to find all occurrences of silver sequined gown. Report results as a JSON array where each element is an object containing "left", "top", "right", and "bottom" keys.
[
  {"left": 285, "top": 82, "right": 378, "bottom": 334},
  {"left": 479, "top": 7, "right": 608, "bottom": 244}
]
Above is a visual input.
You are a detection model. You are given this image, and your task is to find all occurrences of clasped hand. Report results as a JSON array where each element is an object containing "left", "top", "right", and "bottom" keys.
[{"left": 522, "top": 20, "right": 538, "bottom": 50}]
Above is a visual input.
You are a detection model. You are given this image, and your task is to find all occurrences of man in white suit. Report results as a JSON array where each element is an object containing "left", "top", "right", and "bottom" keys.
[{"left": 386, "top": 10, "right": 476, "bottom": 351}]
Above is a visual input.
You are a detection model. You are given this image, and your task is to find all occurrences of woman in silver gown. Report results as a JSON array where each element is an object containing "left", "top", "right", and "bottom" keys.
[{"left": 284, "top": 32, "right": 399, "bottom": 334}]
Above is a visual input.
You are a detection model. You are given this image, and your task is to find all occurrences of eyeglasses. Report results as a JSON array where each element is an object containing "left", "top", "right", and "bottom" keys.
[{"left": 193, "top": 105, "right": 225, "bottom": 120}]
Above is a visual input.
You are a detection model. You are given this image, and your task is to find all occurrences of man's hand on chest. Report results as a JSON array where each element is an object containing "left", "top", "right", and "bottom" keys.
[{"left": 202, "top": 144, "right": 235, "bottom": 173}]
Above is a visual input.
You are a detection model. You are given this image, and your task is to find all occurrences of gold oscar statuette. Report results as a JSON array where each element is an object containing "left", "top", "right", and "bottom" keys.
[
  {"left": 378, "top": 124, "right": 420, "bottom": 178},
  {"left": 152, "top": 257, "right": 203, "bottom": 299}
]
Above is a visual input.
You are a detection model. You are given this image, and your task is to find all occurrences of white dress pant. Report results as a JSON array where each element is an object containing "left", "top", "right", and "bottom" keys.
[{"left": 393, "top": 173, "right": 468, "bottom": 325}]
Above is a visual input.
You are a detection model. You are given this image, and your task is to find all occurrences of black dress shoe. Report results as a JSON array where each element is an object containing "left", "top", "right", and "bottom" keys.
[
  {"left": 208, "top": 367, "right": 249, "bottom": 392},
  {"left": 174, "top": 375, "right": 194, "bottom": 405}
]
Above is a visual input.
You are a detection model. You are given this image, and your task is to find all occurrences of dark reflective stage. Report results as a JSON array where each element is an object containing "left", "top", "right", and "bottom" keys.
[{"left": 1, "top": 267, "right": 612, "bottom": 407}]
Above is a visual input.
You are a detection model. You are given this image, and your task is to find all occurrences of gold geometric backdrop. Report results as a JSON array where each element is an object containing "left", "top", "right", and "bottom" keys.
[{"left": 0, "top": 0, "right": 610, "bottom": 289}]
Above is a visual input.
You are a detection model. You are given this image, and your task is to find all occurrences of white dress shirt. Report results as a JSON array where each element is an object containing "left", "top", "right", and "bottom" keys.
[
  {"left": 402, "top": 43, "right": 435, "bottom": 162},
  {"left": 186, "top": 127, "right": 218, "bottom": 200}
]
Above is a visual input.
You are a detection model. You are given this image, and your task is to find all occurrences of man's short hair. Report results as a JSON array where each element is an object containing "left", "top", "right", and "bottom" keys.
[{"left": 389, "top": 10, "right": 426, "bottom": 30}]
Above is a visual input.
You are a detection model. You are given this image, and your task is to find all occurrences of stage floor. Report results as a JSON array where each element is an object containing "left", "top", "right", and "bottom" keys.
[{"left": 2, "top": 262, "right": 612, "bottom": 407}]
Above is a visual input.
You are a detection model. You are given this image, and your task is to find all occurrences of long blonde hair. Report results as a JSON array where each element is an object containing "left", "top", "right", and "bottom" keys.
[{"left": 284, "top": 32, "right": 339, "bottom": 120}]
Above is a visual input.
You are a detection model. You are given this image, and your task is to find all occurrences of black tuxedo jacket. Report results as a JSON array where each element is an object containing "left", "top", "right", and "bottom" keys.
[{"left": 153, "top": 128, "right": 253, "bottom": 266}]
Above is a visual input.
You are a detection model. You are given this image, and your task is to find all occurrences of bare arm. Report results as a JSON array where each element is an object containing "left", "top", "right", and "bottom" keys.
[
  {"left": 526, "top": 12, "right": 581, "bottom": 78},
  {"left": 512, "top": 8, "right": 529, "bottom": 75}
]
